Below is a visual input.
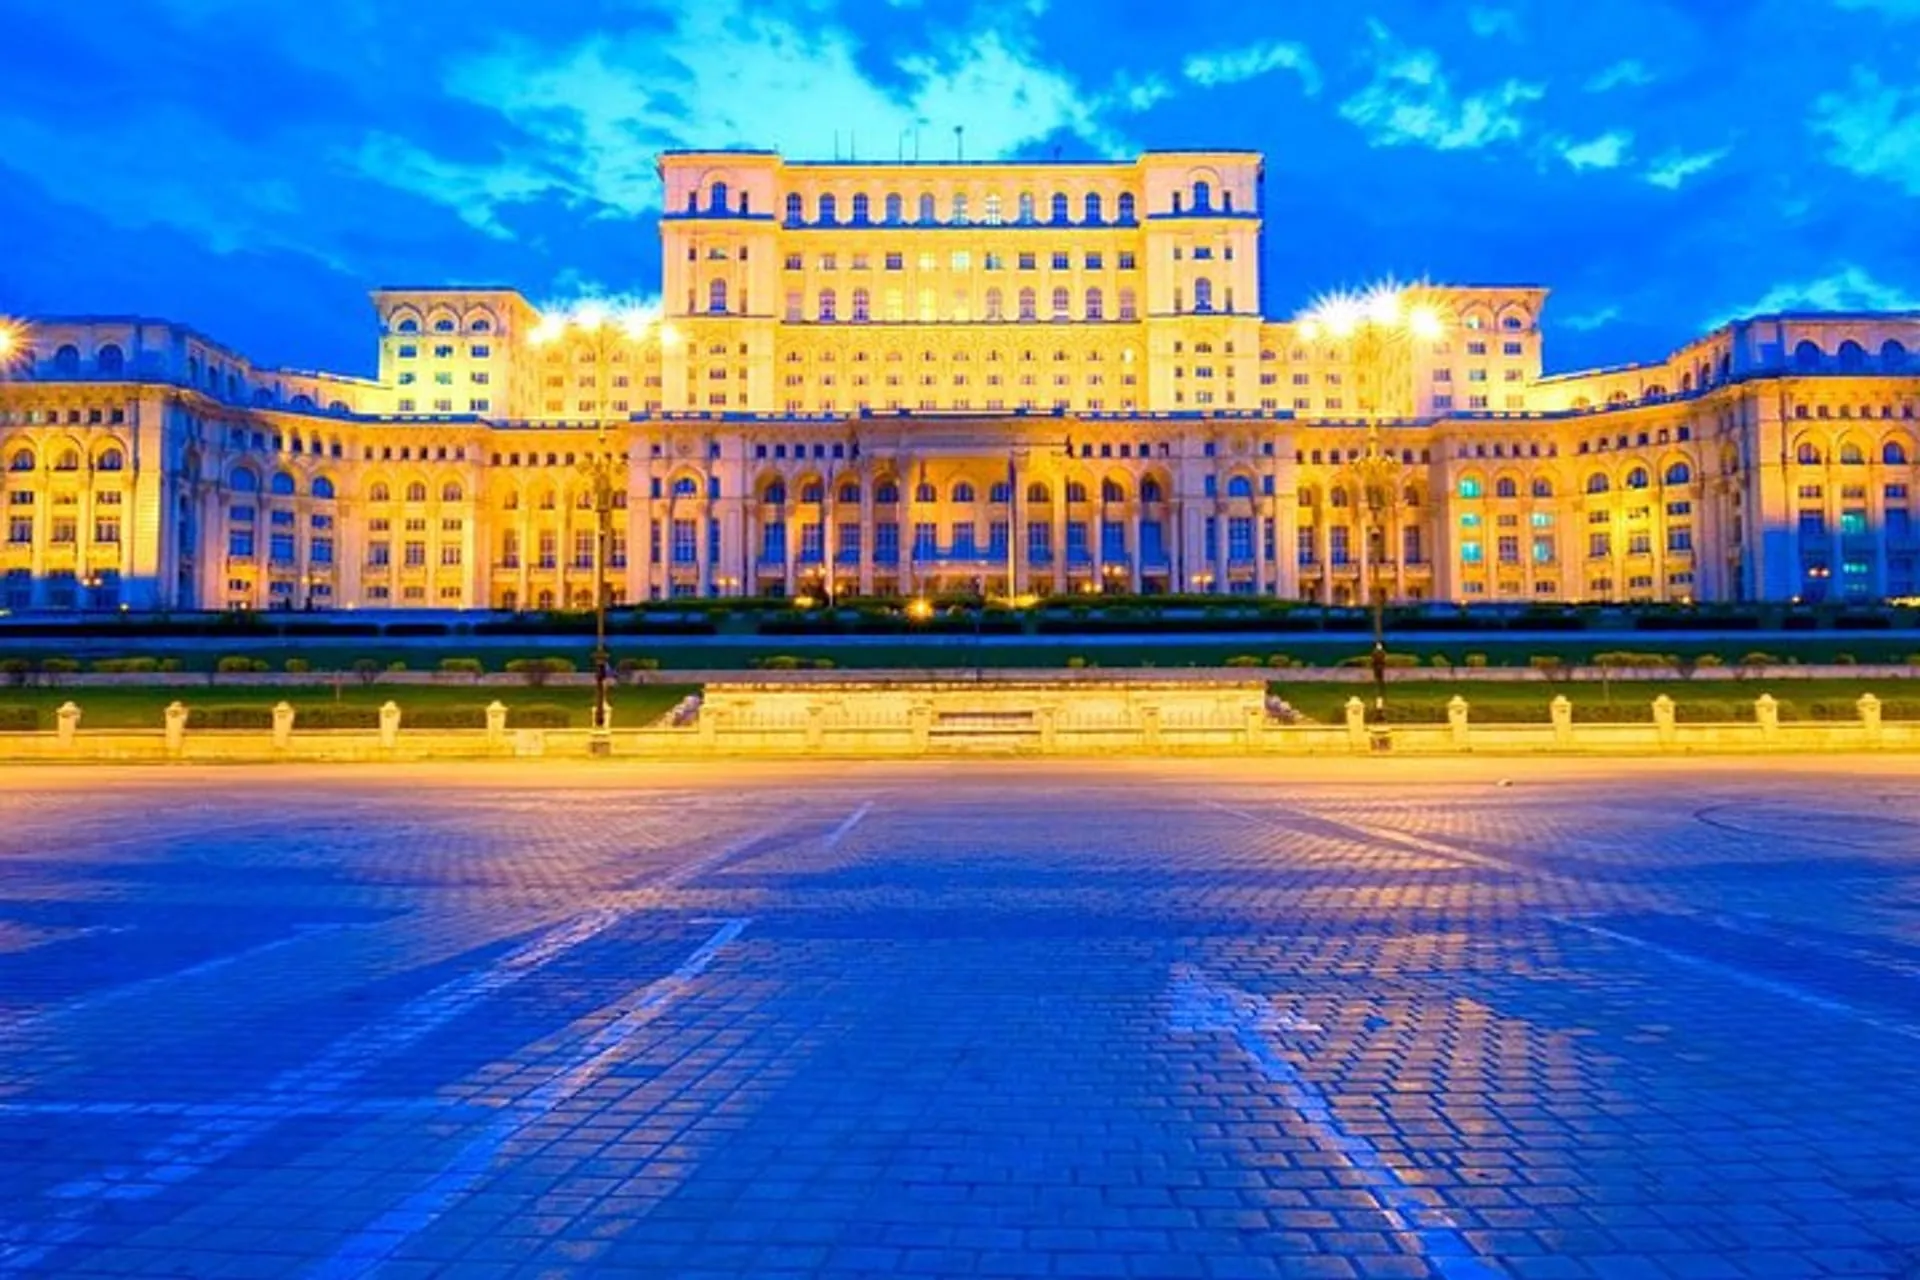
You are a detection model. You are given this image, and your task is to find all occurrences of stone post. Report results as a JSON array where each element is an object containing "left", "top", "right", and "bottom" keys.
[
  {"left": 378, "top": 700, "right": 402, "bottom": 749},
  {"left": 485, "top": 701, "right": 509, "bottom": 749},
  {"left": 1446, "top": 695, "right": 1470, "bottom": 749},
  {"left": 164, "top": 701, "right": 188, "bottom": 757},
  {"left": 1344, "top": 697, "right": 1368, "bottom": 751},
  {"left": 1858, "top": 692, "right": 1882, "bottom": 744},
  {"left": 1036, "top": 704, "right": 1058, "bottom": 754},
  {"left": 1139, "top": 703, "right": 1162, "bottom": 753},
  {"left": 908, "top": 702, "right": 933, "bottom": 754},
  {"left": 805, "top": 702, "right": 826, "bottom": 751},
  {"left": 1652, "top": 694, "right": 1677, "bottom": 747},
  {"left": 1754, "top": 693, "right": 1779, "bottom": 742},
  {"left": 1550, "top": 695, "right": 1573, "bottom": 746},
  {"left": 56, "top": 701, "right": 81, "bottom": 749},
  {"left": 1241, "top": 705, "right": 1263, "bottom": 753},
  {"left": 271, "top": 701, "right": 295, "bottom": 749}
]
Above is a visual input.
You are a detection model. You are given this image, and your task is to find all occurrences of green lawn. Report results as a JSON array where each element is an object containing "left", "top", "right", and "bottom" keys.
[
  {"left": 0, "top": 682, "right": 698, "bottom": 731},
  {"left": 1271, "top": 677, "right": 1920, "bottom": 724}
]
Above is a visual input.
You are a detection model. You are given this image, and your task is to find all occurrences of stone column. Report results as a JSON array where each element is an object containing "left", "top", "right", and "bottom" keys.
[
  {"left": 56, "top": 701, "right": 81, "bottom": 749},
  {"left": 1652, "top": 694, "right": 1677, "bottom": 747},
  {"left": 486, "top": 700, "right": 508, "bottom": 749},
  {"left": 271, "top": 701, "right": 294, "bottom": 749},
  {"left": 1754, "top": 693, "right": 1779, "bottom": 743},
  {"left": 1550, "top": 694, "right": 1573, "bottom": 746},
  {"left": 164, "top": 700, "right": 188, "bottom": 757},
  {"left": 379, "top": 700, "right": 402, "bottom": 749},
  {"left": 1859, "top": 693, "right": 1883, "bottom": 745},
  {"left": 1344, "top": 697, "right": 1367, "bottom": 751},
  {"left": 1446, "top": 695, "right": 1470, "bottom": 749}
]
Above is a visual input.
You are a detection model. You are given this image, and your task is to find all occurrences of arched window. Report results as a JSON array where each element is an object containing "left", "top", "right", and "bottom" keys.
[
  {"left": 1051, "top": 287, "right": 1070, "bottom": 319},
  {"left": 269, "top": 471, "right": 296, "bottom": 495},
  {"left": 97, "top": 344, "right": 124, "bottom": 374},
  {"left": 1083, "top": 192, "right": 1102, "bottom": 224},
  {"left": 1885, "top": 439, "right": 1911, "bottom": 466},
  {"left": 231, "top": 466, "right": 260, "bottom": 493},
  {"left": 708, "top": 279, "right": 728, "bottom": 313},
  {"left": 785, "top": 193, "right": 803, "bottom": 223},
  {"left": 1797, "top": 442, "right": 1822, "bottom": 465},
  {"left": 1102, "top": 479, "right": 1126, "bottom": 503},
  {"left": 952, "top": 482, "right": 976, "bottom": 503},
  {"left": 985, "top": 288, "right": 1004, "bottom": 321},
  {"left": 1403, "top": 484, "right": 1422, "bottom": 507},
  {"left": 1882, "top": 340, "right": 1909, "bottom": 371},
  {"left": 884, "top": 193, "right": 903, "bottom": 224},
  {"left": 1664, "top": 461, "right": 1692, "bottom": 485},
  {"left": 851, "top": 193, "right": 870, "bottom": 223},
  {"left": 851, "top": 288, "right": 869, "bottom": 322},
  {"left": 818, "top": 194, "right": 837, "bottom": 224},
  {"left": 1018, "top": 289, "right": 1038, "bottom": 322},
  {"left": 368, "top": 482, "right": 390, "bottom": 503},
  {"left": 1118, "top": 289, "right": 1137, "bottom": 322},
  {"left": 1017, "top": 192, "right": 1036, "bottom": 222},
  {"left": 917, "top": 193, "right": 936, "bottom": 224},
  {"left": 1839, "top": 441, "right": 1865, "bottom": 465},
  {"left": 1838, "top": 339, "right": 1867, "bottom": 372},
  {"left": 951, "top": 193, "right": 968, "bottom": 224},
  {"left": 1193, "top": 278, "right": 1213, "bottom": 313},
  {"left": 989, "top": 481, "right": 1011, "bottom": 504},
  {"left": 672, "top": 475, "right": 699, "bottom": 497},
  {"left": 1330, "top": 487, "right": 1350, "bottom": 508},
  {"left": 763, "top": 481, "right": 787, "bottom": 505},
  {"left": 1494, "top": 476, "right": 1517, "bottom": 498},
  {"left": 1458, "top": 476, "right": 1483, "bottom": 499},
  {"left": 1085, "top": 288, "right": 1104, "bottom": 321},
  {"left": 91, "top": 447, "right": 124, "bottom": 472},
  {"left": 1026, "top": 482, "right": 1050, "bottom": 504},
  {"left": 1225, "top": 475, "right": 1252, "bottom": 499},
  {"left": 1117, "top": 192, "right": 1136, "bottom": 223},
  {"left": 395, "top": 317, "right": 420, "bottom": 333},
  {"left": 875, "top": 481, "right": 900, "bottom": 504},
  {"left": 7, "top": 448, "right": 33, "bottom": 471},
  {"left": 802, "top": 482, "right": 824, "bottom": 503},
  {"left": 442, "top": 481, "right": 464, "bottom": 501},
  {"left": 433, "top": 316, "right": 456, "bottom": 333},
  {"left": 818, "top": 289, "right": 837, "bottom": 322},
  {"left": 1586, "top": 472, "right": 1610, "bottom": 493},
  {"left": 1794, "top": 340, "right": 1823, "bottom": 371},
  {"left": 470, "top": 317, "right": 492, "bottom": 333},
  {"left": 405, "top": 481, "right": 427, "bottom": 502},
  {"left": 838, "top": 482, "right": 860, "bottom": 504},
  {"left": 915, "top": 481, "right": 936, "bottom": 503},
  {"left": 53, "top": 344, "right": 80, "bottom": 374},
  {"left": 1192, "top": 179, "right": 1212, "bottom": 211},
  {"left": 312, "top": 476, "right": 335, "bottom": 499},
  {"left": 1625, "top": 466, "right": 1650, "bottom": 489},
  {"left": 1050, "top": 192, "right": 1069, "bottom": 223},
  {"left": 1532, "top": 477, "right": 1554, "bottom": 498},
  {"left": 709, "top": 180, "right": 729, "bottom": 212},
  {"left": 1065, "top": 481, "right": 1088, "bottom": 504},
  {"left": 1141, "top": 478, "right": 1163, "bottom": 503}
]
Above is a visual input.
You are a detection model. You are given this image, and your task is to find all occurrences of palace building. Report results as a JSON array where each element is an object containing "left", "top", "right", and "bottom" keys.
[{"left": 2, "top": 147, "right": 1918, "bottom": 613}]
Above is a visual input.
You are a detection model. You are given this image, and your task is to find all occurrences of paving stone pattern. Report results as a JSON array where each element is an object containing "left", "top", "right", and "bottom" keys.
[{"left": 2, "top": 763, "right": 1920, "bottom": 1278}]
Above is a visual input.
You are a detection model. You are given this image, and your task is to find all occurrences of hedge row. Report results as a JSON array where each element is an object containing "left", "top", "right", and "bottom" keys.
[{"left": 184, "top": 703, "right": 573, "bottom": 730}]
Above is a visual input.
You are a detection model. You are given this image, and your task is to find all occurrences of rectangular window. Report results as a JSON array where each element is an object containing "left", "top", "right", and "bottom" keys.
[
  {"left": 800, "top": 521, "right": 824, "bottom": 563},
  {"left": 405, "top": 541, "right": 426, "bottom": 567},
  {"left": 1329, "top": 526, "right": 1349, "bottom": 565},
  {"left": 1497, "top": 535, "right": 1519, "bottom": 564},
  {"left": 368, "top": 540, "right": 389, "bottom": 566},
  {"left": 1227, "top": 516, "right": 1253, "bottom": 561},
  {"left": 94, "top": 518, "right": 121, "bottom": 544},
  {"left": 1027, "top": 521, "right": 1053, "bottom": 564},
  {"left": 227, "top": 529, "right": 253, "bottom": 557},
  {"left": 269, "top": 532, "right": 295, "bottom": 562},
  {"left": 8, "top": 517, "right": 33, "bottom": 543},
  {"left": 1461, "top": 539, "right": 1483, "bottom": 565},
  {"left": 912, "top": 522, "right": 937, "bottom": 557},
  {"left": 671, "top": 518, "right": 697, "bottom": 564},
  {"left": 538, "top": 530, "right": 557, "bottom": 569},
  {"left": 875, "top": 521, "right": 899, "bottom": 565},
  {"left": 1589, "top": 532, "right": 1611, "bottom": 559},
  {"left": 838, "top": 521, "right": 862, "bottom": 562}
]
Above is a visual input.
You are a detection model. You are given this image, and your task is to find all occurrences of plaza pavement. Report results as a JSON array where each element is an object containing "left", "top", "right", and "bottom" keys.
[{"left": 2, "top": 757, "right": 1919, "bottom": 1278}]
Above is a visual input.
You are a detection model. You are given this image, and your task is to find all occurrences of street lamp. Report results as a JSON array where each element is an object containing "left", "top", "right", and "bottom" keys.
[
  {"left": 0, "top": 319, "right": 31, "bottom": 379},
  {"left": 1298, "top": 283, "right": 1444, "bottom": 728},
  {"left": 532, "top": 301, "right": 664, "bottom": 755}
]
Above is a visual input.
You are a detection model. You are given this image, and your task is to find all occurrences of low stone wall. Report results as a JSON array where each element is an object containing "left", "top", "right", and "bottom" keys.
[{"left": 3, "top": 687, "right": 1914, "bottom": 762}]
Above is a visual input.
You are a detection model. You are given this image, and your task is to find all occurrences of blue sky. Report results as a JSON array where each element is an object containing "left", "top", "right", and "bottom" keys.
[{"left": 0, "top": 0, "right": 1916, "bottom": 377}]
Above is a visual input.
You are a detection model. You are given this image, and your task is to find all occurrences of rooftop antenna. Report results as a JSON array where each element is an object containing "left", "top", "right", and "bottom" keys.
[
  {"left": 955, "top": 125, "right": 964, "bottom": 162},
  {"left": 897, "top": 129, "right": 906, "bottom": 162}
]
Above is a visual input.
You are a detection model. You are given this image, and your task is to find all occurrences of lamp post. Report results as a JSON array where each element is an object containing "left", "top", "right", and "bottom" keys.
[
  {"left": 1298, "top": 285, "right": 1444, "bottom": 727},
  {"left": 532, "top": 303, "right": 662, "bottom": 756}
]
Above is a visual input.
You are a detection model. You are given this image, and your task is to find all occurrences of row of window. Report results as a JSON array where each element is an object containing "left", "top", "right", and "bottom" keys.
[{"left": 6, "top": 445, "right": 125, "bottom": 472}]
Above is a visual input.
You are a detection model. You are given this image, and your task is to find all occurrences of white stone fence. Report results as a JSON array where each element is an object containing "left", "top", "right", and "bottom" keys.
[{"left": 4, "top": 690, "right": 1915, "bottom": 763}]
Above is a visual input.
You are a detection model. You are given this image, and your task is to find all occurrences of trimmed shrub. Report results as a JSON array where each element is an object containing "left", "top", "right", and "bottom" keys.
[
  {"left": 1833, "top": 653, "right": 1858, "bottom": 666},
  {"left": 1336, "top": 652, "right": 1421, "bottom": 668},
  {"left": 403, "top": 705, "right": 488, "bottom": 729},
  {"left": 505, "top": 657, "right": 575, "bottom": 686},
  {"left": 0, "top": 659, "right": 29, "bottom": 687},
  {"left": 215, "top": 655, "right": 258, "bottom": 674},
  {"left": 0, "top": 706, "right": 41, "bottom": 731},
  {"left": 614, "top": 657, "right": 661, "bottom": 682},
  {"left": 1879, "top": 698, "right": 1920, "bottom": 721},
  {"left": 40, "top": 658, "right": 79, "bottom": 681},
  {"left": 1693, "top": 654, "right": 1725, "bottom": 668},
  {"left": 386, "top": 660, "right": 408, "bottom": 674},
  {"left": 1065, "top": 656, "right": 1091, "bottom": 669},
  {"left": 1593, "top": 650, "right": 1676, "bottom": 669},
  {"left": 284, "top": 658, "right": 311, "bottom": 675},
  {"left": 1266, "top": 654, "right": 1296, "bottom": 669},
  {"left": 91, "top": 657, "right": 162, "bottom": 674},
  {"left": 812, "top": 658, "right": 835, "bottom": 670},
  {"left": 756, "top": 655, "right": 806, "bottom": 671},
  {"left": 510, "top": 703, "right": 571, "bottom": 729},
  {"left": 1528, "top": 655, "right": 1563, "bottom": 671},
  {"left": 1739, "top": 652, "right": 1781, "bottom": 667},
  {"left": 352, "top": 658, "right": 382, "bottom": 686},
  {"left": 1464, "top": 653, "right": 1489, "bottom": 669},
  {"left": 1673, "top": 699, "right": 1742, "bottom": 723},
  {"left": 438, "top": 658, "right": 485, "bottom": 676},
  {"left": 1225, "top": 655, "right": 1264, "bottom": 668},
  {"left": 1429, "top": 654, "right": 1452, "bottom": 669},
  {"left": 190, "top": 705, "right": 275, "bottom": 730},
  {"left": 296, "top": 705, "right": 381, "bottom": 730}
]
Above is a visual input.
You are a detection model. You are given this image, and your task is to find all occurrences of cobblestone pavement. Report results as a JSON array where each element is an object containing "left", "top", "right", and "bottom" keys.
[{"left": 4, "top": 758, "right": 1920, "bottom": 1279}]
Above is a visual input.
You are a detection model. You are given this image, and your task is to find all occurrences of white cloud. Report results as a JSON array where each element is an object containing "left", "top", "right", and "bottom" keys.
[
  {"left": 1467, "top": 6, "right": 1521, "bottom": 39},
  {"left": 1834, "top": 0, "right": 1920, "bottom": 16},
  {"left": 358, "top": 1, "right": 1147, "bottom": 228},
  {"left": 1810, "top": 67, "right": 1920, "bottom": 195},
  {"left": 349, "top": 135, "right": 555, "bottom": 239},
  {"left": 1585, "top": 59, "right": 1654, "bottom": 92},
  {"left": 1716, "top": 267, "right": 1920, "bottom": 324},
  {"left": 1562, "top": 306, "right": 1621, "bottom": 332},
  {"left": 1182, "top": 40, "right": 1322, "bottom": 94},
  {"left": 1644, "top": 146, "right": 1728, "bottom": 189},
  {"left": 1338, "top": 21, "right": 1544, "bottom": 151},
  {"left": 1557, "top": 130, "right": 1633, "bottom": 171}
]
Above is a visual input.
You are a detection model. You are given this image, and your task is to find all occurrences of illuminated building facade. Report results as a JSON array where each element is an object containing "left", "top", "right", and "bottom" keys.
[{"left": 2, "top": 148, "right": 1918, "bottom": 613}]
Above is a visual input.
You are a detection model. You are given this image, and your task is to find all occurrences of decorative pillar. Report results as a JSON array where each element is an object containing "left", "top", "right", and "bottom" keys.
[
  {"left": 1550, "top": 694, "right": 1573, "bottom": 746},
  {"left": 1652, "top": 694, "right": 1677, "bottom": 747},
  {"left": 378, "top": 700, "right": 402, "bottom": 749},
  {"left": 271, "top": 701, "right": 294, "bottom": 749},
  {"left": 1447, "top": 695, "right": 1470, "bottom": 749},
  {"left": 164, "top": 700, "right": 188, "bottom": 757},
  {"left": 1754, "top": 693, "right": 1779, "bottom": 742},
  {"left": 56, "top": 701, "right": 81, "bottom": 749}
]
